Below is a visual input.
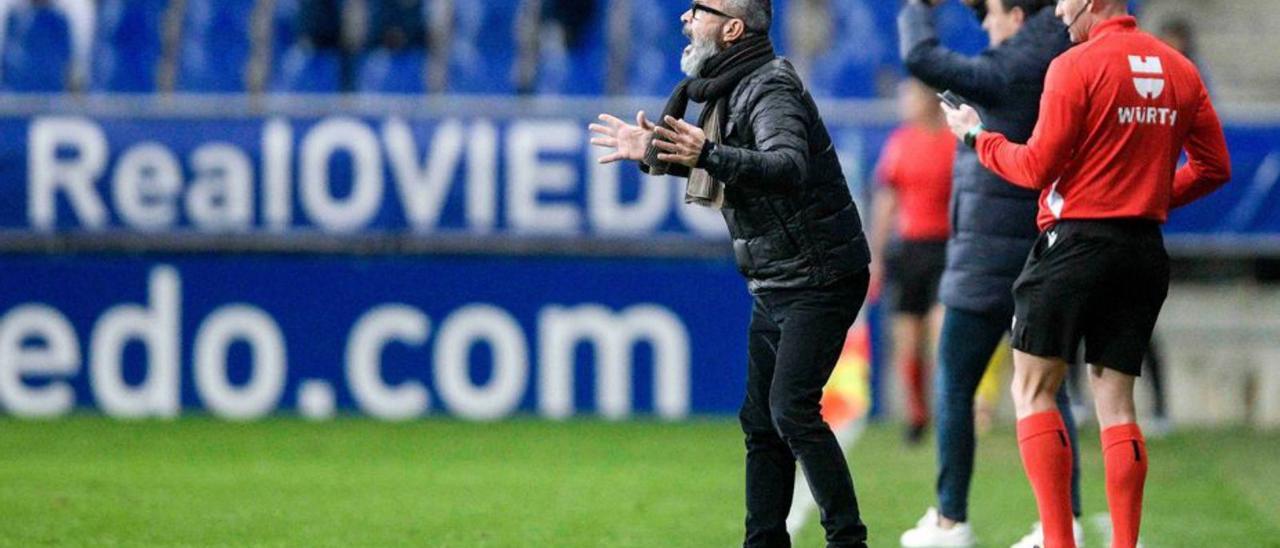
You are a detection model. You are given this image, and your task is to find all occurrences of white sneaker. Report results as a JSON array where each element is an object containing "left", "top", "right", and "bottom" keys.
[
  {"left": 1009, "top": 518, "right": 1085, "bottom": 548},
  {"left": 1144, "top": 416, "right": 1173, "bottom": 439},
  {"left": 900, "top": 507, "right": 977, "bottom": 547},
  {"left": 1091, "top": 513, "right": 1144, "bottom": 548}
]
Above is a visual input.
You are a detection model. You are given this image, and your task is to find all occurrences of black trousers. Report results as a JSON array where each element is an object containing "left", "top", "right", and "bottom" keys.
[{"left": 740, "top": 270, "right": 870, "bottom": 548}]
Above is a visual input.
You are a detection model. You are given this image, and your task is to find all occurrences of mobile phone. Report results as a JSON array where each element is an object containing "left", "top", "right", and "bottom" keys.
[{"left": 937, "top": 90, "right": 963, "bottom": 109}]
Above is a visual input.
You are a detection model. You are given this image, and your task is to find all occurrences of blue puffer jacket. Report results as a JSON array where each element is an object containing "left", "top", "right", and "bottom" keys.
[{"left": 898, "top": 3, "right": 1071, "bottom": 318}]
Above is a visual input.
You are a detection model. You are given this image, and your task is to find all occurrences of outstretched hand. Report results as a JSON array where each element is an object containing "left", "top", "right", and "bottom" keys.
[
  {"left": 589, "top": 111, "right": 656, "bottom": 164},
  {"left": 652, "top": 115, "right": 708, "bottom": 168}
]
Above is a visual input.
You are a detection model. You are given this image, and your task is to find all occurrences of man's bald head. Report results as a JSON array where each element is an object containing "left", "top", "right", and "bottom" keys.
[{"left": 1055, "top": 0, "right": 1129, "bottom": 43}]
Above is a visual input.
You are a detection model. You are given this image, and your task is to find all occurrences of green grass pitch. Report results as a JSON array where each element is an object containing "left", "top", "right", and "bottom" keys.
[{"left": 0, "top": 417, "right": 1276, "bottom": 547}]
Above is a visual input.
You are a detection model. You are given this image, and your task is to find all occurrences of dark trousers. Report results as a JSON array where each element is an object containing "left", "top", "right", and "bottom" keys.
[
  {"left": 934, "top": 306, "right": 1082, "bottom": 522},
  {"left": 740, "top": 271, "right": 870, "bottom": 548}
]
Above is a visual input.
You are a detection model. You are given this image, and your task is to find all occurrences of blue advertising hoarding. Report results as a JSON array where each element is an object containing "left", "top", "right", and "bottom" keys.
[
  {"left": 0, "top": 253, "right": 752, "bottom": 419},
  {"left": 0, "top": 99, "right": 1276, "bottom": 246},
  {"left": 0, "top": 113, "right": 743, "bottom": 238},
  {"left": 0, "top": 95, "right": 1276, "bottom": 420}
]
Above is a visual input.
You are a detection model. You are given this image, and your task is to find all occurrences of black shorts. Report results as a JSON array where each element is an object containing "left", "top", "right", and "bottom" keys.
[
  {"left": 886, "top": 239, "right": 947, "bottom": 316},
  {"left": 1010, "top": 220, "right": 1169, "bottom": 376}
]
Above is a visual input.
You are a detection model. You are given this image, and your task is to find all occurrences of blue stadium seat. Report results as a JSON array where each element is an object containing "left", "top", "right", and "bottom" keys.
[
  {"left": 533, "top": 2, "right": 607, "bottom": 95},
  {"left": 769, "top": 0, "right": 789, "bottom": 55},
  {"left": 90, "top": 0, "right": 168, "bottom": 93},
  {"left": 804, "top": 0, "right": 888, "bottom": 97},
  {"left": 271, "top": 45, "right": 342, "bottom": 93},
  {"left": 356, "top": 49, "right": 426, "bottom": 94},
  {"left": 283, "top": 0, "right": 346, "bottom": 51},
  {"left": 272, "top": 0, "right": 300, "bottom": 61},
  {"left": 1, "top": 6, "right": 73, "bottom": 92},
  {"left": 626, "top": 0, "right": 687, "bottom": 97},
  {"left": 538, "top": 43, "right": 606, "bottom": 96},
  {"left": 446, "top": 0, "right": 518, "bottom": 94},
  {"left": 366, "top": 0, "right": 426, "bottom": 49},
  {"left": 175, "top": 0, "right": 255, "bottom": 92}
]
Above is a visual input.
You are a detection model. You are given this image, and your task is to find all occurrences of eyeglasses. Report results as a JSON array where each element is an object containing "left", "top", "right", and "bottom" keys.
[{"left": 691, "top": 1, "right": 737, "bottom": 21}]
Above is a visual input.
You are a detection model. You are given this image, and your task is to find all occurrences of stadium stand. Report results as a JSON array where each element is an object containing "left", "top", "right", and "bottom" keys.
[
  {"left": 271, "top": 0, "right": 300, "bottom": 53},
  {"left": 802, "top": 0, "right": 886, "bottom": 98},
  {"left": 1, "top": 3, "right": 72, "bottom": 92},
  {"left": 0, "top": 0, "right": 1168, "bottom": 98},
  {"left": 272, "top": 44, "right": 343, "bottom": 93},
  {"left": 366, "top": 0, "right": 427, "bottom": 50},
  {"left": 527, "top": 0, "right": 607, "bottom": 95},
  {"left": 1142, "top": 0, "right": 1278, "bottom": 102},
  {"left": 357, "top": 47, "right": 426, "bottom": 94},
  {"left": 625, "top": 0, "right": 686, "bottom": 97},
  {"left": 175, "top": 0, "right": 256, "bottom": 92},
  {"left": 90, "top": 0, "right": 167, "bottom": 93},
  {"left": 446, "top": 0, "right": 518, "bottom": 94}
]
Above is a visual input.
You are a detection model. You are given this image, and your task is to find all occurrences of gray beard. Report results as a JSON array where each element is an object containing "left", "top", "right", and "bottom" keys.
[{"left": 680, "top": 38, "right": 721, "bottom": 78}]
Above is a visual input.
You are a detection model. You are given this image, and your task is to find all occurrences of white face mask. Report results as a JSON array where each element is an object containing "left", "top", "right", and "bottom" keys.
[{"left": 681, "top": 25, "right": 723, "bottom": 77}]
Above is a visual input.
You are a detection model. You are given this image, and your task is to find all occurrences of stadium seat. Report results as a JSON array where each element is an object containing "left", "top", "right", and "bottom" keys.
[
  {"left": 532, "top": 1, "right": 607, "bottom": 95},
  {"left": 90, "top": 0, "right": 168, "bottom": 93},
  {"left": 804, "top": 0, "right": 887, "bottom": 98},
  {"left": 538, "top": 44, "right": 606, "bottom": 96},
  {"left": 1, "top": 5, "right": 73, "bottom": 92},
  {"left": 285, "top": 0, "right": 346, "bottom": 52},
  {"left": 446, "top": 0, "right": 518, "bottom": 94},
  {"left": 366, "top": 0, "right": 426, "bottom": 49},
  {"left": 356, "top": 49, "right": 426, "bottom": 94},
  {"left": 626, "top": 0, "right": 687, "bottom": 97},
  {"left": 175, "top": 0, "right": 255, "bottom": 92},
  {"left": 769, "top": 0, "right": 789, "bottom": 54},
  {"left": 271, "top": 45, "right": 342, "bottom": 93},
  {"left": 271, "top": 0, "right": 300, "bottom": 61}
]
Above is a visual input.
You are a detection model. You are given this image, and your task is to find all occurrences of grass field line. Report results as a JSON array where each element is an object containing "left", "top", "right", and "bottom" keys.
[{"left": 785, "top": 417, "right": 869, "bottom": 538}]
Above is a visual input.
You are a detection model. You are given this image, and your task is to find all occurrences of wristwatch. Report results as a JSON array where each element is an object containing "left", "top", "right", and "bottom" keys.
[{"left": 963, "top": 124, "right": 985, "bottom": 149}]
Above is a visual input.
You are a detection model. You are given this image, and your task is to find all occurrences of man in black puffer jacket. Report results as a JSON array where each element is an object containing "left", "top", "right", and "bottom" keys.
[
  {"left": 590, "top": 1, "right": 870, "bottom": 546},
  {"left": 895, "top": 1, "right": 1083, "bottom": 547}
]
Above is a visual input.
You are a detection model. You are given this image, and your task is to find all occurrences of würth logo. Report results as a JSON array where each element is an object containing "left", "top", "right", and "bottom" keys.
[{"left": 1128, "top": 55, "right": 1165, "bottom": 100}]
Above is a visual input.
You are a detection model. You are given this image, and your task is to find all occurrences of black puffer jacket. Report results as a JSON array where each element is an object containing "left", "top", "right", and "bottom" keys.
[
  {"left": 699, "top": 58, "right": 871, "bottom": 293},
  {"left": 899, "top": 4, "right": 1071, "bottom": 317}
]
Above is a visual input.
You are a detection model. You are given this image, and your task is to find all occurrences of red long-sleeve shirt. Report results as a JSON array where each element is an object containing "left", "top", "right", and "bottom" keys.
[
  {"left": 876, "top": 124, "right": 955, "bottom": 241},
  {"left": 975, "top": 16, "right": 1231, "bottom": 231}
]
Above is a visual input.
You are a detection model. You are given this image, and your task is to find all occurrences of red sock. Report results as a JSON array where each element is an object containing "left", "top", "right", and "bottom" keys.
[
  {"left": 1102, "top": 424, "right": 1148, "bottom": 548},
  {"left": 1017, "top": 411, "right": 1075, "bottom": 548},
  {"left": 904, "top": 355, "right": 928, "bottom": 425}
]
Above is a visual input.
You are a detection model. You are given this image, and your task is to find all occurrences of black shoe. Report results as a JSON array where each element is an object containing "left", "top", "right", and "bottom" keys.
[{"left": 905, "top": 422, "right": 927, "bottom": 446}]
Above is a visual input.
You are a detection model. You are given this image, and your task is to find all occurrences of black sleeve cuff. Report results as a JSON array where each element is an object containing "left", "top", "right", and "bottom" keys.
[{"left": 696, "top": 140, "right": 716, "bottom": 168}]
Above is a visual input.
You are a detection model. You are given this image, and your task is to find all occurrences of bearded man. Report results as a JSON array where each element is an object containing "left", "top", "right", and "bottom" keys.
[{"left": 589, "top": 1, "right": 873, "bottom": 547}]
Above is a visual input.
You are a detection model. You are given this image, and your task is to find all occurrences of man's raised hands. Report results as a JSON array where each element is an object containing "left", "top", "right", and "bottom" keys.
[{"left": 589, "top": 111, "right": 657, "bottom": 164}]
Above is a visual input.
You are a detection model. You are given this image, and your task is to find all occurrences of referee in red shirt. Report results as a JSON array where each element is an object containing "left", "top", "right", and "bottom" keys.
[
  {"left": 871, "top": 78, "right": 954, "bottom": 445},
  {"left": 940, "top": 0, "right": 1231, "bottom": 546}
]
